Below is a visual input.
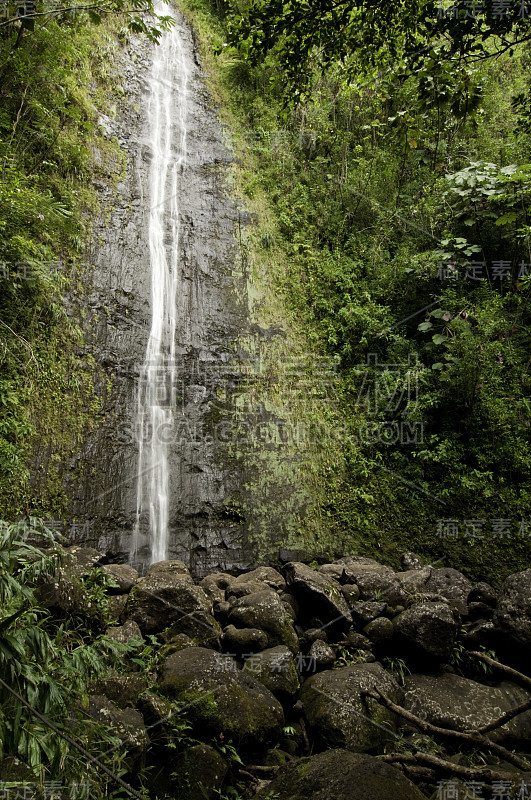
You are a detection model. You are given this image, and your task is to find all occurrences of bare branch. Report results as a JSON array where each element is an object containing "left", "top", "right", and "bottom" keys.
[
  {"left": 363, "top": 688, "right": 531, "bottom": 772},
  {"left": 469, "top": 651, "right": 531, "bottom": 691},
  {"left": 379, "top": 752, "right": 515, "bottom": 783},
  {"left": 477, "top": 698, "right": 531, "bottom": 735}
]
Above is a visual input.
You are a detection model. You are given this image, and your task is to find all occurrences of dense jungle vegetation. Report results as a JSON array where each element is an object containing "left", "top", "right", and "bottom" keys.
[{"left": 184, "top": 0, "right": 531, "bottom": 581}]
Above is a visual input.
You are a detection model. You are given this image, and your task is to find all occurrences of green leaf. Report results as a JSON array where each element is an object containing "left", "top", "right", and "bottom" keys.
[
  {"left": 418, "top": 322, "right": 433, "bottom": 331},
  {"left": 495, "top": 212, "right": 518, "bottom": 226},
  {"left": 432, "top": 334, "right": 447, "bottom": 345}
]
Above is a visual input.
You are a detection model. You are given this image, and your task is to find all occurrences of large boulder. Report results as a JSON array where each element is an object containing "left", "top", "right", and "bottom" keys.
[
  {"left": 87, "top": 695, "right": 148, "bottom": 768},
  {"left": 145, "top": 560, "right": 193, "bottom": 581},
  {"left": 106, "top": 620, "right": 143, "bottom": 645},
  {"left": 284, "top": 562, "right": 351, "bottom": 633},
  {"left": 300, "top": 662, "right": 403, "bottom": 752},
  {"left": 494, "top": 569, "right": 531, "bottom": 650},
  {"left": 351, "top": 601, "right": 386, "bottom": 627},
  {"left": 403, "top": 673, "right": 531, "bottom": 747},
  {"left": 255, "top": 749, "right": 427, "bottom": 800},
  {"left": 242, "top": 645, "right": 300, "bottom": 702},
  {"left": 228, "top": 590, "right": 298, "bottom": 654},
  {"left": 124, "top": 569, "right": 217, "bottom": 640},
  {"left": 425, "top": 568, "right": 473, "bottom": 616},
  {"left": 102, "top": 563, "right": 138, "bottom": 593},
  {"left": 223, "top": 624, "right": 269, "bottom": 653},
  {"left": 159, "top": 646, "right": 284, "bottom": 748},
  {"left": 344, "top": 563, "right": 432, "bottom": 608},
  {"left": 394, "top": 602, "right": 458, "bottom": 662},
  {"left": 36, "top": 546, "right": 105, "bottom": 616},
  {"left": 91, "top": 674, "right": 148, "bottom": 708},
  {"left": 171, "top": 743, "right": 228, "bottom": 800},
  {"left": 199, "top": 573, "right": 232, "bottom": 606},
  {"left": 232, "top": 566, "right": 286, "bottom": 592}
]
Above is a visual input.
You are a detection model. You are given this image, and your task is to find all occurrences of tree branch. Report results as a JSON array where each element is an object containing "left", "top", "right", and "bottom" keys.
[
  {"left": 469, "top": 651, "right": 531, "bottom": 691},
  {"left": 379, "top": 752, "right": 515, "bottom": 783},
  {"left": 363, "top": 688, "right": 531, "bottom": 772}
]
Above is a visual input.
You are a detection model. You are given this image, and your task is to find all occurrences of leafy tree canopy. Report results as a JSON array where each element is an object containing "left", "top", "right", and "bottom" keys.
[{"left": 225, "top": 0, "right": 531, "bottom": 101}]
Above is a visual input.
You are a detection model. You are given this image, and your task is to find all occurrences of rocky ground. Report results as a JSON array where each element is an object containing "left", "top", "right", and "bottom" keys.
[{"left": 20, "top": 548, "right": 531, "bottom": 799}]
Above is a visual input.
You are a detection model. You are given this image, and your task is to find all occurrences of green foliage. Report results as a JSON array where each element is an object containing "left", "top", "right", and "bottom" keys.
[
  {"left": 184, "top": 0, "right": 531, "bottom": 582},
  {"left": 0, "top": 7, "right": 131, "bottom": 517},
  {"left": 0, "top": 518, "right": 133, "bottom": 785},
  {"left": 382, "top": 657, "right": 410, "bottom": 685}
]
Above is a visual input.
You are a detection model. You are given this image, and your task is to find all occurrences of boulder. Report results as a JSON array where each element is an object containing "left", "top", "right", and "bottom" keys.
[
  {"left": 125, "top": 570, "right": 216, "bottom": 639},
  {"left": 403, "top": 673, "right": 531, "bottom": 747},
  {"left": 394, "top": 602, "right": 458, "bottom": 662},
  {"left": 87, "top": 695, "right": 148, "bottom": 767},
  {"left": 223, "top": 624, "right": 269, "bottom": 653},
  {"left": 318, "top": 564, "right": 347, "bottom": 582},
  {"left": 228, "top": 590, "right": 298, "bottom": 654},
  {"left": 106, "top": 619, "right": 143, "bottom": 645},
  {"left": 199, "top": 573, "right": 231, "bottom": 606},
  {"left": 284, "top": 562, "right": 351, "bottom": 634},
  {"left": 242, "top": 645, "right": 300, "bottom": 702},
  {"left": 280, "top": 592, "right": 299, "bottom": 616},
  {"left": 232, "top": 566, "right": 286, "bottom": 592},
  {"left": 309, "top": 639, "right": 335, "bottom": 670},
  {"left": 425, "top": 568, "right": 473, "bottom": 616},
  {"left": 137, "top": 692, "right": 174, "bottom": 729},
  {"left": 227, "top": 580, "right": 270, "bottom": 600},
  {"left": 171, "top": 743, "right": 228, "bottom": 800},
  {"left": 255, "top": 749, "right": 427, "bottom": 800},
  {"left": 462, "top": 620, "right": 499, "bottom": 651},
  {"left": 102, "top": 563, "right": 138, "bottom": 593},
  {"left": 341, "top": 584, "right": 360, "bottom": 605},
  {"left": 159, "top": 646, "right": 284, "bottom": 748},
  {"left": 300, "top": 627, "right": 328, "bottom": 650},
  {"left": 300, "top": 662, "right": 403, "bottom": 752},
  {"left": 163, "top": 614, "right": 223, "bottom": 649},
  {"left": 351, "top": 601, "right": 386, "bottom": 627},
  {"left": 363, "top": 617, "right": 394, "bottom": 648},
  {"left": 91, "top": 674, "right": 148, "bottom": 708},
  {"left": 345, "top": 564, "right": 432, "bottom": 607},
  {"left": 36, "top": 546, "right": 105, "bottom": 616},
  {"left": 468, "top": 582, "right": 497, "bottom": 608},
  {"left": 145, "top": 560, "right": 192, "bottom": 582},
  {"left": 107, "top": 594, "right": 128, "bottom": 623},
  {"left": 393, "top": 567, "right": 432, "bottom": 601},
  {"left": 494, "top": 569, "right": 531, "bottom": 650}
]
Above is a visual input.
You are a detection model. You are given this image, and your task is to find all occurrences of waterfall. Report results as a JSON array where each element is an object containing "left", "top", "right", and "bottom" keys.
[{"left": 131, "top": 15, "right": 188, "bottom": 566}]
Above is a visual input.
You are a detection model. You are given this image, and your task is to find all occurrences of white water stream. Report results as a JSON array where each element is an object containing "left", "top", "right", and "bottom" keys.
[{"left": 131, "top": 17, "right": 189, "bottom": 566}]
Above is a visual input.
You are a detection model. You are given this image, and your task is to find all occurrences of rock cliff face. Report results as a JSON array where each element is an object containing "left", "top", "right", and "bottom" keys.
[{"left": 63, "top": 13, "right": 320, "bottom": 575}]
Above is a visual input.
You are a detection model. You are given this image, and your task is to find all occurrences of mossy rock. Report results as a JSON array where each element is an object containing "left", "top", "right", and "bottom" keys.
[
  {"left": 255, "top": 749, "right": 427, "bottom": 800},
  {"left": 171, "top": 743, "right": 228, "bottom": 800},
  {"left": 300, "top": 662, "right": 403, "bottom": 752},
  {"left": 158, "top": 646, "right": 284, "bottom": 750}
]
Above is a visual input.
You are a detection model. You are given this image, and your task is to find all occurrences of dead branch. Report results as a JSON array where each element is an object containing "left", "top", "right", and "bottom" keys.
[
  {"left": 243, "top": 765, "right": 280, "bottom": 774},
  {"left": 469, "top": 651, "right": 531, "bottom": 691},
  {"left": 477, "top": 698, "right": 531, "bottom": 734},
  {"left": 363, "top": 688, "right": 531, "bottom": 771},
  {"left": 379, "top": 752, "right": 515, "bottom": 783}
]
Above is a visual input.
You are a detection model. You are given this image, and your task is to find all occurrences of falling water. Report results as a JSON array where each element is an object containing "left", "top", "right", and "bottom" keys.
[{"left": 131, "top": 16, "right": 188, "bottom": 566}]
